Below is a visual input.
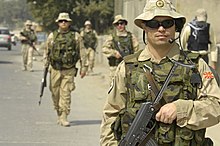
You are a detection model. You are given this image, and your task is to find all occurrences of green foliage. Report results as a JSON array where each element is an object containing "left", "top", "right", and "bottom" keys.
[
  {"left": 27, "top": 0, "right": 114, "bottom": 34},
  {"left": 0, "top": 0, "right": 32, "bottom": 30}
]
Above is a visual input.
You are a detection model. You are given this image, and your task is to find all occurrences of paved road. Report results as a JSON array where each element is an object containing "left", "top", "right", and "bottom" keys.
[
  {"left": 0, "top": 44, "right": 220, "bottom": 146},
  {"left": 0, "top": 45, "right": 109, "bottom": 146}
]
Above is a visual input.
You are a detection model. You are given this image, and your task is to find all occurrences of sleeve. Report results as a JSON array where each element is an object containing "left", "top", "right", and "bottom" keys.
[
  {"left": 100, "top": 62, "right": 127, "bottom": 146},
  {"left": 209, "top": 26, "right": 218, "bottom": 62},
  {"left": 75, "top": 32, "right": 88, "bottom": 73},
  {"left": 131, "top": 33, "right": 140, "bottom": 53},
  {"left": 180, "top": 25, "right": 191, "bottom": 50},
  {"left": 174, "top": 59, "right": 220, "bottom": 130},
  {"left": 44, "top": 32, "right": 53, "bottom": 67},
  {"left": 94, "top": 30, "right": 98, "bottom": 48},
  {"left": 102, "top": 35, "right": 117, "bottom": 58}
]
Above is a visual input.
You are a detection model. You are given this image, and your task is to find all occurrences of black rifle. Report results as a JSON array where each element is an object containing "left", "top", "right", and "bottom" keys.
[
  {"left": 20, "top": 32, "right": 41, "bottom": 56},
  {"left": 113, "top": 40, "right": 131, "bottom": 58},
  {"left": 39, "top": 66, "right": 49, "bottom": 105},
  {"left": 119, "top": 59, "right": 195, "bottom": 146}
]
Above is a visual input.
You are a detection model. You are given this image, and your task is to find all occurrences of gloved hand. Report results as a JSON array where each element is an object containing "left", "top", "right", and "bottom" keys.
[{"left": 80, "top": 72, "right": 86, "bottom": 78}]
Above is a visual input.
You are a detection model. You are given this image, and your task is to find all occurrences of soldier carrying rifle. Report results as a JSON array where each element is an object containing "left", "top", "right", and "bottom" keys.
[
  {"left": 100, "top": 0, "right": 220, "bottom": 146},
  {"left": 20, "top": 20, "right": 37, "bottom": 72}
]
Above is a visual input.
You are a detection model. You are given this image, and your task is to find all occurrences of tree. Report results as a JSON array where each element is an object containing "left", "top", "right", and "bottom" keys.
[{"left": 27, "top": 0, "right": 114, "bottom": 34}]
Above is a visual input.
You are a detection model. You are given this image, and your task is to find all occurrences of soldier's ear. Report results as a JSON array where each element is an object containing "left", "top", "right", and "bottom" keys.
[{"left": 175, "top": 18, "right": 184, "bottom": 32}]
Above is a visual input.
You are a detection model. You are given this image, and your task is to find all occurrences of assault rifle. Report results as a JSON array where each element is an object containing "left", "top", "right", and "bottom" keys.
[
  {"left": 119, "top": 59, "right": 195, "bottom": 146},
  {"left": 113, "top": 40, "right": 131, "bottom": 58},
  {"left": 20, "top": 32, "right": 41, "bottom": 56},
  {"left": 39, "top": 66, "right": 49, "bottom": 105}
]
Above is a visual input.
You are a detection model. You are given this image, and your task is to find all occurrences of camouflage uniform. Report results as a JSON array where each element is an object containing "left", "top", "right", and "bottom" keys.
[
  {"left": 80, "top": 20, "right": 98, "bottom": 73},
  {"left": 100, "top": 0, "right": 220, "bottom": 145},
  {"left": 20, "top": 20, "right": 37, "bottom": 72},
  {"left": 102, "top": 15, "right": 139, "bottom": 83},
  {"left": 45, "top": 13, "right": 87, "bottom": 127}
]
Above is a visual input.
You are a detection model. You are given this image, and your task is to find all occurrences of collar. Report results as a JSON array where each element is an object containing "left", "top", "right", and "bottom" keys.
[{"left": 138, "top": 43, "right": 181, "bottom": 63}]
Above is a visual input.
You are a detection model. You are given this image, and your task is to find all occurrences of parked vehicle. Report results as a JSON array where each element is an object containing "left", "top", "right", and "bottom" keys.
[{"left": 0, "top": 27, "right": 12, "bottom": 50}]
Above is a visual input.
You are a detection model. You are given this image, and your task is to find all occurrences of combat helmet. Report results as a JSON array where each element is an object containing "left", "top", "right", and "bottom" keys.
[
  {"left": 196, "top": 8, "right": 207, "bottom": 22},
  {"left": 134, "top": 0, "right": 186, "bottom": 32},
  {"left": 113, "top": 15, "right": 128, "bottom": 25},
  {"left": 25, "top": 20, "right": 32, "bottom": 26},
  {"left": 55, "top": 12, "right": 72, "bottom": 22}
]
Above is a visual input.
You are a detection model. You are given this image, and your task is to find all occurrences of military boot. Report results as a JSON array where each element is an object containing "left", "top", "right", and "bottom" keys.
[
  {"left": 56, "top": 110, "right": 61, "bottom": 125},
  {"left": 59, "top": 112, "right": 70, "bottom": 127}
]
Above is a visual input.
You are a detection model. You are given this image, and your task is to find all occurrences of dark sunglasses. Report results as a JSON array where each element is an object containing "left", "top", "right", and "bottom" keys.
[
  {"left": 115, "top": 21, "right": 126, "bottom": 26},
  {"left": 144, "top": 19, "right": 175, "bottom": 29},
  {"left": 58, "top": 20, "right": 68, "bottom": 23}
]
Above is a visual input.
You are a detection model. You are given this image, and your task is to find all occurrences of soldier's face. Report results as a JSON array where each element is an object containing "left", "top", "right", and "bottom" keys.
[
  {"left": 58, "top": 20, "right": 71, "bottom": 31},
  {"left": 115, "top": 21, "right": 126, "bottom": 32},
  {"left": 142, "top": 16, "right": 176, "bottom": 46}
]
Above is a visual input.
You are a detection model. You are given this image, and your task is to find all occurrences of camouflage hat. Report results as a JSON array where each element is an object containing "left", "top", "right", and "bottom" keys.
[
  {"left": 134, "top": 0, "right": 186, "bottom": 29},
  {"left": 196, "top": 8, "right": 207, "bottom": 21},
  {"left": 84, "top": 20, "right": 92, "bottom": 26},
  {"left": 55, "top": 12, "right": 72, "bottom": 22},
  {"left": 112, "top": 15, "right": 128, "bottom": 25},
  {"left": 25, "top": 20, "right": 32, "bottom": 26}
]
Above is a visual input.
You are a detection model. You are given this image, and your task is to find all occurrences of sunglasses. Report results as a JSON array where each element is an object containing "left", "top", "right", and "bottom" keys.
[
  {"left": 144, "top": 19, "right": 175, "bottom": 29},
  {"left": 115, "top": 21, "right": 126, "bottom": 26},
  {"left": 58, "top": 20, "right": 68, "bottom": 23}
]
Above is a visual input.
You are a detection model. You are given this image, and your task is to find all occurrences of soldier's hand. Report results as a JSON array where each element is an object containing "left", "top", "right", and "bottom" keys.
[
  {"left": 115, "top": 51, "right": 122, "bottom": 59},
  {"left": 155, "top": 103, "right": 177, "bottom": 124},
  {"left": 80, "top": 72, "right": 86, "bottom": 78}
]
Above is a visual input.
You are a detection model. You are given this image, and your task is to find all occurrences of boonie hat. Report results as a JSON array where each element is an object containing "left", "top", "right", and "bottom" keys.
[
  {"left": 55, "top": 12, "right": 72, "bottom": 22},
  {"left": 84, "top": 20, "right": 92, "bottom": 26},
  {"left": 112, "top": 15, "right": 128, "bottom": 25},
  {"left": 196, "top": 8, "right": 207, "bottom": 22},
  {"left": 134, "top": 0, "right": 186, "bottom": 30},
  {"left": 25, "top": 20, "right": 32, "bottom": 26}
]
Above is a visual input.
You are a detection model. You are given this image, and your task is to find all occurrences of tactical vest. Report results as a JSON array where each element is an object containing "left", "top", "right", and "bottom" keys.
[
  {"left": 82, "top": 29, "right": 97, "bottom": 49},
  {"left": 108, "top": 31, "right": 134, "bottom": 66},
  {"left": 20, "top": 29, "right": 37, "bottom": 44},
  {"left": 49, "top": 30, "right": 79, "bottom": 70},
  {"left": 111, "top": 50, "right": 211, "bottom": 146},
  {"left": 187, "top": 22, "right": 210, "bottom": 51}
]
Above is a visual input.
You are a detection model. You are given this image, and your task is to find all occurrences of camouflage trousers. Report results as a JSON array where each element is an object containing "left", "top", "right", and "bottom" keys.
[
  {"left": 85, "top": 47, "right": 95, "bottom": 70},
  {"left": 21, "top": 44, "right": 33, "bottom": 70},
  {"left": 49, "top": 67, "right": 76, "bottom": 115}
]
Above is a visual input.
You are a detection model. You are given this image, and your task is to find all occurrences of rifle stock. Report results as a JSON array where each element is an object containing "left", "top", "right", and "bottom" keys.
[
  {"left": 39, "top": 66, "right": 49, "bottom": 105},
  {"left": 20, "top": 32, "right": 41, "bottom": 55},
  {"left": 119, "top": 59, "right": 195, "bottom": 146}
]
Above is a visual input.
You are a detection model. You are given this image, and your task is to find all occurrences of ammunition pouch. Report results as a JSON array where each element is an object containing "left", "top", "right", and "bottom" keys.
[
  {"left": 107, "top": 56, "right": 122, "bottom": 67},
  {"left": 111, "top": 108, "right": 137, "bottom": 141}
]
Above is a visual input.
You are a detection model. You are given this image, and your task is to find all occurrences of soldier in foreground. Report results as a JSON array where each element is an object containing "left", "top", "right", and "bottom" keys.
[
  {"left": 45, "top": 12, "right": 87, "bottom": 127},
  {"left": 102, "top": 15, "right": 139, "bottom": 83},
  {"left": 80, "top": 20, "right": 98, "bottom": 74},
  {"left": 20, "top": 20, "right": 37, "bottom": 72},
  {"left": 100, "top": 0, "right": 220, "bottom": 145}
]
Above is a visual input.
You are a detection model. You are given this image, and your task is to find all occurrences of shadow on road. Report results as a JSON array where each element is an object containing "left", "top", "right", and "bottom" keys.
[
  {"left": 70, "top": 119, "right": 101, "bottom": 126},
  {"left": 0, "top": 60, "right": 13, "bottom": 64}
]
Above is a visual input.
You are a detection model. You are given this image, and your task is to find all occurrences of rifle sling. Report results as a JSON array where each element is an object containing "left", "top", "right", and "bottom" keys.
[{"left": 141, "top": 68, "right": 166, "bottom": 145}]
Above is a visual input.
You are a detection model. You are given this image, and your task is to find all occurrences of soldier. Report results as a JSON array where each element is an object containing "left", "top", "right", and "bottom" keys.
[
  {"left": 100, "top": 0, "right": 220, "bottom": 145},
  {"left": 45, "top": 12, "right": 87, "bottom": 127},
  {"left": 80, "top": 20, "right": 98, "bottom": 74},
  {"left": 102, "top": 15, "right": 139, "bottom": 83},
  {"left": 20, "top": 20, "right": 37, "bottom": 72},
  {"left": 181, "top": 8, "right": 218, "bottom": 69}
]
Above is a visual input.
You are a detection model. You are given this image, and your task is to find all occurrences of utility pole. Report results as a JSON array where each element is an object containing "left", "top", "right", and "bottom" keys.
[{"left": 114, "top": 0, "right": 123, "bottom": 16}]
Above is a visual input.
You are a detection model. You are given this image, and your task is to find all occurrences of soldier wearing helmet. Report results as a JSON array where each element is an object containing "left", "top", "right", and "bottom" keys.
[
  {"left": 45, "top": 12, "right": 87, "bottom": 127},
  {"left": 100, "top": 0, "right": 220, "bottom": 145},
  {"left": 80, "top": 20, "right": 98, "bottom": 74},
  {"left": 102, "top": 15, "right": 139, "bottom": 83},
  {"left": 181, "top": 8, "right": 218, "bottom": 70},
  {"left": 20, "top": 20, "right": 37, "bottom": 72}
]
